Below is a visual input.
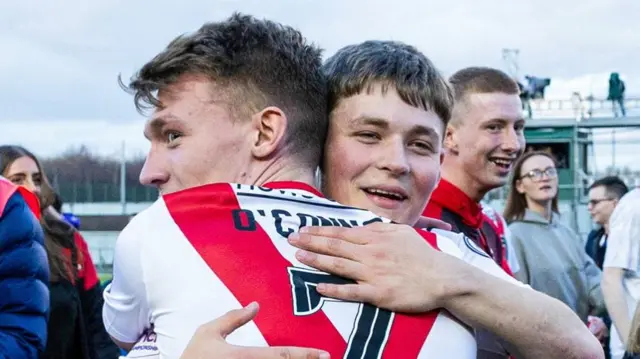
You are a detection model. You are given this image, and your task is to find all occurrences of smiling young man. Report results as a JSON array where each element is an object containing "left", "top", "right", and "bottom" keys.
[{"left": 423, "top": 67, "right": 525, "bottom": 275}]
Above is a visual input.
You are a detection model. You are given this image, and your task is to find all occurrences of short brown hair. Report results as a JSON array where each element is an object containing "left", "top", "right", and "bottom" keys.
[
  {"left": 503, "top": 151, "right": 559, "bottom": 222},
  {"left": 323, "top": 40, "right": 453, "bottom": 126},
  {"left": 450, "top": 66, "right": 519, "bottom": 102},
  {"left": 122, "top": 13, "right": 328, "bottom": 167}
]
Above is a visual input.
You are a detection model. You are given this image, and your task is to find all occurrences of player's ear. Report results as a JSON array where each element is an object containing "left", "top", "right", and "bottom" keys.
[
  {"left": 250, "top": 106, "right": 288, "bottom": 159},
  {"left": 443, "top": 124, "right": 458, "bottom": 155}
]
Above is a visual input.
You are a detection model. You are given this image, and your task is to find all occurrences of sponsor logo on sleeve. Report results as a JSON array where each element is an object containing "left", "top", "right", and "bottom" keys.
[{"left": 126, "top": 327, "right": 159, "bottom": 358}]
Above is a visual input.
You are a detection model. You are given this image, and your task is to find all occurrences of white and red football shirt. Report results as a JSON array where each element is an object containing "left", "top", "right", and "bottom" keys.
[{"left": 103, "top": 181, "right": 523, "bottom": 358}]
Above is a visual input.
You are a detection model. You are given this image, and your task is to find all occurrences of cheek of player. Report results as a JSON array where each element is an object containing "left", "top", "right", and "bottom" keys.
[
  {"left": 323, "top": 126, "right": 441, "bottom": 226},
  {"left": 454, "top": 93, "right": 525, "bottom": 191},
  {"left": 139, "top": 80, "right": 252, "bottom": 194},
  {"left": 458, "top": 123, "right": 522, "bottom": 190}
]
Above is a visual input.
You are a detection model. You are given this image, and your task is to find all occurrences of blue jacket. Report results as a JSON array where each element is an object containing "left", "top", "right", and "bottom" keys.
[{"left": 0, "top": 182, "right": 49, "bottom": 358}]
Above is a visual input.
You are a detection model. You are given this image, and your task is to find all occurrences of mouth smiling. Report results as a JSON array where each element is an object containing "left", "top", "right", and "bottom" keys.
[
  {"left": 488, "top": 156, "right": 515, "bottom": 172},
  {"left": 361, "top": 186, "right": 409, "bottom": 210}
]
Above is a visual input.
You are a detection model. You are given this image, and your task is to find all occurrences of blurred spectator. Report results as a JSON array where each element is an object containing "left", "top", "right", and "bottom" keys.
[
  {"left": 0, "top": 177, "right": 49, "bottom": 358},
  {"left": 0, "top": 145, "right": 120, "bottom": 359},
  {"left": 608, "top": 72, "right": 626, "bottom": 117},
  {"left": 587, "top": 176, "right": 629, "bottom": 358},
  {"left": 602, "top": 187, "right": 640, "bottom": 359},
  {"left": 504, "top": 151, "right": 607, "bottom": 340},
  {"left": 587, "top": 176, "right": 629, "bottom": 268}
]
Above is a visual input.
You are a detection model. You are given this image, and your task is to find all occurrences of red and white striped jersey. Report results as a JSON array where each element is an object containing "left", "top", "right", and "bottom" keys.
[{"left": 103, "top": 181, "right": 523, "bottom": 359}]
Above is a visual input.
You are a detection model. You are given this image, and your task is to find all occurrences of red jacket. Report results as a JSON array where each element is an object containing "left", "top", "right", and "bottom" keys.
[{"left": 424, "top": 179, "right": 513, "bottom": 276}]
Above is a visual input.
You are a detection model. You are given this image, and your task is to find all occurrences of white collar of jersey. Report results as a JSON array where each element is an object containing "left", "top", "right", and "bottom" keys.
[{"left": 263, "top": 181, "right": 323, "bottom": 198}]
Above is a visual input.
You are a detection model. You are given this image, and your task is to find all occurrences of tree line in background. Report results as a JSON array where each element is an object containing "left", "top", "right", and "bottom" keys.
[
  {"left": 40, "top": 146, "right": 157, "bottom": 203},
  {"left": 38, "top": 146, "right": 638, "bottom": 204}
]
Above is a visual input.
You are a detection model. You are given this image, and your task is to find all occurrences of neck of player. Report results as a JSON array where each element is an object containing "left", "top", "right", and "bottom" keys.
[
  {"left": 247, "top": 158, "right": 317, "bottom": 190},
  {"left": 440, "top": 165, "right": 491, "bottom": 203}
]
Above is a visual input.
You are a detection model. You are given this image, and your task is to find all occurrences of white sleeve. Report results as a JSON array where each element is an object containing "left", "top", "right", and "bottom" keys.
[
  {"left": 603, "top": 193, "right": 640, "bottom": 271},
  {"left": 502, "top": 222, "right": 521, "bottom": 274},
  {"left": 102, "top": 215, "right": 150, "bottom": 344},
  {"left": 432, "top": 229, "right": 528, "bottom": 288}
]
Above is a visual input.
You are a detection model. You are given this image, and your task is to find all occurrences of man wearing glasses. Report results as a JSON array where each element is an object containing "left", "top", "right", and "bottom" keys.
[
  {"left": 587, "top": 176, "right": 630, "bottom": 359},
  {"left": 587, "top": 176, "right": 630, "bottom": 269}
]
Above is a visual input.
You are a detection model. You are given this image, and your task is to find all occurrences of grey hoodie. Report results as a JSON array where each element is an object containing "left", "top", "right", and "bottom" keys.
[{"left": 508, "top": 209, "right": 606, "bottom": 323}]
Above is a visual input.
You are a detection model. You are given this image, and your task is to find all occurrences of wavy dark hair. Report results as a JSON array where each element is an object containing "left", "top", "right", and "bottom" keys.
[
  {"left": 503, "top": 150, "right": 559, "bottom": 223},
  {"left": 0, "top": 145, "right": 79, "bottom": 282}
]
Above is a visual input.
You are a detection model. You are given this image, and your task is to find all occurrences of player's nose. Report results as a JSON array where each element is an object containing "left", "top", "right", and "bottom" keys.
[
  {"left": 501, "top": 127, "right": 522, "bottom": 154},
  {"left": 377, "top": 141, "right": 410, "bottom": 176},
  {"left": 139, "top": 154, "right": 169, "bottom": 189}
]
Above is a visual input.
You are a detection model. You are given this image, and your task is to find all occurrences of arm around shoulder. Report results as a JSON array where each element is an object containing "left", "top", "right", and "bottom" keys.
[{"left": 0, "top": 191, "right": 49, "bottom": 358}]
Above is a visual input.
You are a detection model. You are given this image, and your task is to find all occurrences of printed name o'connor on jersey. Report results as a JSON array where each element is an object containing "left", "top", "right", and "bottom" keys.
[{"left": 103, "top": 181, "right": 527, "bottom": 359}]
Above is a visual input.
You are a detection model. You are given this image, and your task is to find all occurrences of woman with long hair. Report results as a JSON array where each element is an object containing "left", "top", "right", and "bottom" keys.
[
  {"left": 0, "top": 145, "right": 120, "bottom": 359},
  {"left": 503, "top": 151, "right": 608, "bottom": 340}
]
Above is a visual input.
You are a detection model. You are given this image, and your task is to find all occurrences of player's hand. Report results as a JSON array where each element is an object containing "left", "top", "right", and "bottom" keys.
[
  {"left": 288, "top": 222, "right": 457, "bottom": 313},
  {"left": 414, "top": 216, "right": 452, "bottom": 231},
  {"left": 588, "top": 316, "right": 608, "bottom": 342},
  {"left": 179, "top": 302, "right": 330, "bottom": 359}
]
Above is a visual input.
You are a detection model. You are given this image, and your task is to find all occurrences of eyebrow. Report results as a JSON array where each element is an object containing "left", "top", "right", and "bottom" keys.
[
  {"left": 143, "top": 114, "right": 178, "bottom": 140},
  {"left": 349, "top": 116, "right": 440, "bottom": 142}
]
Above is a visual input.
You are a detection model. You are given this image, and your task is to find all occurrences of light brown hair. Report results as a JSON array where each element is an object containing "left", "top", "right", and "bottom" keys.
[
  {"left": 323, "top": 40, "right": 454, "bottom": 127},
  {"left": 122, "top": 13, "right": 328, "bottom": 168},
  {"left": 449, "top": 66, "right": 520, "bottom": 102}
]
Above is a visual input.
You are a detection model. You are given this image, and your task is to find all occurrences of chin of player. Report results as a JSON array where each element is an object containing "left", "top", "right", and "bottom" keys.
[{"left": 481, "top": 172, "right": 509, "bottom": 192}]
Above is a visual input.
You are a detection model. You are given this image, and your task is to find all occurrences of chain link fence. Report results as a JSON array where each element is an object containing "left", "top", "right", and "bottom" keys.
[{"left": 52, "top": 182, "right": 158, "bottom": 203}]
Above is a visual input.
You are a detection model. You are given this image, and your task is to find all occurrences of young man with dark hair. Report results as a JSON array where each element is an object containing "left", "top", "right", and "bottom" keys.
[
  {"left": 587, "top": 176, "right": 629, "bottom": 268},
  {"left": 587, "top": 177, "right": 630, "bottom": 359},
  {"left": 104, "top": 16, "right": 603, "bottom": 359}
]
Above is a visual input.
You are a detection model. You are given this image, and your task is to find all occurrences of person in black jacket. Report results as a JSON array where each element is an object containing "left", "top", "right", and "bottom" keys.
[
  {"left": 586, "top": 175, "right": 629, "bottom": 359},
  {"left": 0, "top": 145, "right": 120, "bottom": 359}
]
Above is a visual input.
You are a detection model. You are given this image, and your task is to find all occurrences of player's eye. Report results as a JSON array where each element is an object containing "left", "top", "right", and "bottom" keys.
[
  {"left": 410, "top": 141, "right": 434, "bottom": 154},
  {"left": 165, "top": 131, "right": 182, "bottom": 145},
  {"left": 355, "top": 131, "right": 381, "bottom": 143}
]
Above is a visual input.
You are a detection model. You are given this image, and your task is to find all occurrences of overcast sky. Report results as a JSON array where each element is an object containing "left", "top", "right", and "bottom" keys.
[{"left": 1, "top": 0, "right": 639, "bottom": 168}]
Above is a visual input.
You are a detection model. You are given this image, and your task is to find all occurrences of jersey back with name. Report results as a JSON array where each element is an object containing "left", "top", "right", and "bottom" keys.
[{"left": 115, "top": 182, "right": 476, "bottom": 359}]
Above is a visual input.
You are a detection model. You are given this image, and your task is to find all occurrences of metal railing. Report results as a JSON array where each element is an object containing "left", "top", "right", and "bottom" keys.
[{"left": 523, "top": 97, "right": 640, "bottom": 119}]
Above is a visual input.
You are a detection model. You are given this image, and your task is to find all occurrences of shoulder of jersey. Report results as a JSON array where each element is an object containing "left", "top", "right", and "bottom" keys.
[
  {"left": 123, "top": 197, "right": 167, "bottom": 234},
  {"left": 429, "top": 228, "right": 491, "bottom": 259},
  {"left": 416, "top": 228, "right": 464, "bottom": 258}
]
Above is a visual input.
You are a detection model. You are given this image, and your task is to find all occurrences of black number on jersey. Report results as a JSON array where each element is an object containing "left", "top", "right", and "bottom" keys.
[{"left": 287, "top": 267, "right": 393, "bottom": 359}]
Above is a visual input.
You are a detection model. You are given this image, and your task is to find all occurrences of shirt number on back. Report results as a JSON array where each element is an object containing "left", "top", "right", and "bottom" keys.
[{"left": 287, "top": 267, "right": 394, "bottom": 359}]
